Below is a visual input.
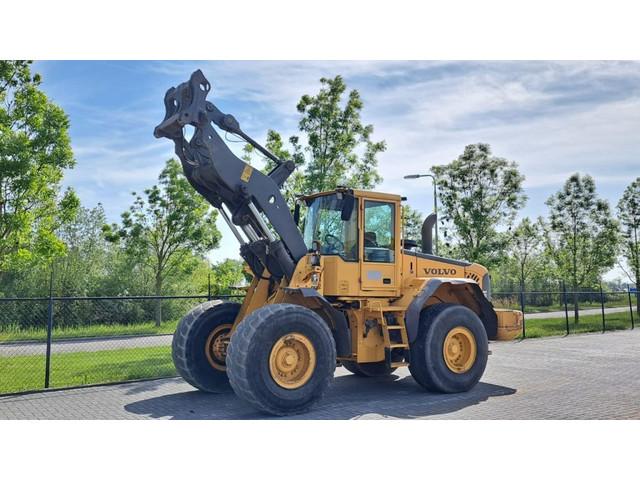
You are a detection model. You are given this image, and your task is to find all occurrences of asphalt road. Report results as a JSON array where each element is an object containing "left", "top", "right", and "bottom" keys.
[
  {"left": 0, "top": 334, "right": 172, "bottom": 357},
  {"left": 1, "top": 329, "right": 638, "bottom": 419},
  {"left": 525, "top": 306, "right": 628, "bottom": 319},
  {"left": 0, "top": 306, "right": 631, "bottom": 357}
]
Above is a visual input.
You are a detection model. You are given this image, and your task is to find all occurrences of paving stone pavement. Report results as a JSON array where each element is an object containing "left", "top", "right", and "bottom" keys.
[{"left": 1, "top": 329, "right": 639, "bottom": 420}]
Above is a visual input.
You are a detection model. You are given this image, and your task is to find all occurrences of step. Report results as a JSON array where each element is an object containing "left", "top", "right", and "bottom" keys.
[
  {"left": 389, "top": 343, "right": 409, "bottom": 349},
  {"left": 391, "top": 361, "right": 409, "bottom": 368},
  {"left": 385, "top": 325, "right": 405, "bottom": 330}
]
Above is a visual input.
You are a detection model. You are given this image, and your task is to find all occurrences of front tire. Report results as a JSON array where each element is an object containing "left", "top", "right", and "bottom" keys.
[
  {"left": 226, "top": 303, "right": 336, "bottom": 416},
  {"left": 409, "top": 303, "right": 488, "bottom": 393},
  {"left": 172, "top": 301, "right": 240, "bottom": 393}
]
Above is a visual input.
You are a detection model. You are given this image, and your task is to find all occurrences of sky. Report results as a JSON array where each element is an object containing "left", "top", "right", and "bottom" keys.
[{"left": 34, "top": 61, "right": 640, "bottom": 280}]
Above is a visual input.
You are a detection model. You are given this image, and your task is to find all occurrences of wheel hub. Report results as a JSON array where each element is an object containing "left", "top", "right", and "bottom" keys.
[
  {"left": 269, "top": 333, "right": 316, "bottom": 389},
  {"left": 205, "top": 324, "right": 232, "bottom": 371},
  {"left": 443, "top": 326, "right": 477, "bottom": 374}
]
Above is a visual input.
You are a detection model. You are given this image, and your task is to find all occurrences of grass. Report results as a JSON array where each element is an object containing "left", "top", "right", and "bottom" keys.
[
  {"left": 525, "top": 299, "right": 630, "bottom": 313},
  {"left": 0, "top": 345, "right": 175, "bottom": 394},
  {"left": 522, "top": 312, "right": 634, "bottom": 338},
  {"left": 0, "top": 320, "right": 178, "bottom": 343}
]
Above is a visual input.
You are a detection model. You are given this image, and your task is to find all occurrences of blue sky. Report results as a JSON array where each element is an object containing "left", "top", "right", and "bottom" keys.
[{"left": 34, "top": 61, "right": 640, "bottom": 277}]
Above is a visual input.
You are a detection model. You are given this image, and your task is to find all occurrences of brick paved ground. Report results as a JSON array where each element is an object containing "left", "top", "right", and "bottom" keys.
[{"left": 1, "top": 329, "right": 638, "bottom": 420}]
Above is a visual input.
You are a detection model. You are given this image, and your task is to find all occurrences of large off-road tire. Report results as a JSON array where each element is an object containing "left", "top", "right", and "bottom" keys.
[
  {"left": 409, "top": 303, "right": 488, "bottom": 393},
  {"left": 172, "top": 300, "right": 240, "bottom": 393},
  {"left": 342, "top": 360, "right": 397, "bottom": 377},
  {"left": 226, "top": 303, "right": 336, "bottom": 416}
]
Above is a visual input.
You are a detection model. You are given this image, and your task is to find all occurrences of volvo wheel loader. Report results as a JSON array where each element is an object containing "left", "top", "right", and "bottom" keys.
[{"left": 154, "top": 70, "right": 523, "bottom": 416}]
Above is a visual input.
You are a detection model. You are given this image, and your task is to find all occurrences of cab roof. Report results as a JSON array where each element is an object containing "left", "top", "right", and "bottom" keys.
[{"left": 301, "top": 188, "right": 402, "bottom": 203}]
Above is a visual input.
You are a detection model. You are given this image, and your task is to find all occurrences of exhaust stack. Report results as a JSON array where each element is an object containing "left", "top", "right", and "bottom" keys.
[{"left": 421, "top": 213, "right": 437, "bottom": 255}]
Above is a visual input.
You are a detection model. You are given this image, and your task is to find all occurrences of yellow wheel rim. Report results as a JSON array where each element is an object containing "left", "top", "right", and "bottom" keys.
[
  {"left": 205, "top": 324, "right": 232, "bottom": 371},
  {"left": 443, "top": 326, "right": 477, "bottom": 374},
  {"left": 269, "top": 333, "right": 316, "bottom": 389}
]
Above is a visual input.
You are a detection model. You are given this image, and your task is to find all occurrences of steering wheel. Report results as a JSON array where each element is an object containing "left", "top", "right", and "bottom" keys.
[{"left": 323, "top": 233, "right": 344, "bottom": 253}]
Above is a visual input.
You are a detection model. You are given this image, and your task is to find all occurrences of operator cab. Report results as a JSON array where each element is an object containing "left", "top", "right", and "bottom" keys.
[
  {"left": 300, "top": 189, "right": 401, "bottom": 295},
  {"left": 301, "top": 190, "right": 397, "bottom": 262}
]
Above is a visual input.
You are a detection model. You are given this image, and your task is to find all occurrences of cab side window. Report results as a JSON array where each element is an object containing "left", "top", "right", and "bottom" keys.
[{"left": 363, "top": 200, "right": 395, "bottom": 263}]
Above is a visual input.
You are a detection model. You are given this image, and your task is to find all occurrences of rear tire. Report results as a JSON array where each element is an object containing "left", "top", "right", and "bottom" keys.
[
  {"left": 172, "top": 301, "right": 240, "bottom": 393},
  {"left": 227, "top": 303, "right": 336, "bottom": 416},
  {"left": 342, "top": 360, "right": 397, "bottom": 377},
  {"left": 409, "top": 303, "right": 488, "bottom": 393}
]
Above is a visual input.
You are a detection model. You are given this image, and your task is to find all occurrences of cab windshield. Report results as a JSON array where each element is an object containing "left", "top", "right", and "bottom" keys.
[{"left": 302, "top": 194, "right": 358, "bottom": 261}]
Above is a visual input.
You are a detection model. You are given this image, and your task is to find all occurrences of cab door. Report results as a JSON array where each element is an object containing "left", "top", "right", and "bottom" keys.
[{"left": 359, "top": 198, "right": 398, "bottom": 293}]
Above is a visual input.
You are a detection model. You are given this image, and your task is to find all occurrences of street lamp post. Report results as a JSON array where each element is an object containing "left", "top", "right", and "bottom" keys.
[{"left": 403, "top": 173, "right": 438, "bottom": 255}]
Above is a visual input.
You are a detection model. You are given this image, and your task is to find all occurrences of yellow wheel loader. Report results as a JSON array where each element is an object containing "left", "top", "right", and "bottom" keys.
[{"left": 155, "top": 70, "right": 523, "bottom": 416}]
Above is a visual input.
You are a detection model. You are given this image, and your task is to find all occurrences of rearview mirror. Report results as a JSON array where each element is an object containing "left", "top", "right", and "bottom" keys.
[{"left": 341, "top": 194, "right": 355, "bottom": 221}]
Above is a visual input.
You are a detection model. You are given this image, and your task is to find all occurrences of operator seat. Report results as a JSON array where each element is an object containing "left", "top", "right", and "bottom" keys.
[
  {"left": 364, "top": 231, "right": 378, "bottom": 247},
  {"left": 364, "top": 231, "right": 392, "bottom": 262}
]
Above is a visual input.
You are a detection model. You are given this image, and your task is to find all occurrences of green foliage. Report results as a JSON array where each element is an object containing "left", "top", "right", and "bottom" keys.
[
  {"left": 104, "top": 159, "right": 221, "bottom": 323},
  {"left": 0, "top": 204, "right": 124, "bottom": 297},
  {"left": 104, "top": 158, "right": 221, "bottom": 290},
  {"left": 402, "top": 205, "right": 423, "bottom": 245},
  {"left": 617, "top": 177, "right": 640, "bottom": 287},
  {"left": 185, "top": 257, "right": 247, "bottom": 297},
  {"left": 55, "top": 204, "right": 110, "bottom": 296},
  {"left": 431, "top": 143, "right": 526, "bottom": 267},
  {"left": 264, "top": 130, "right": 305, "bottom": 206},
  {"left": 544, "top": 173, "right": 619, "bottom": 290},
  {"left": 503, "top": 217, "right": 546, "bottom": 290},
  {"left": 297, "top": 76, "right": 385, "bottom": 193},
  {"left": 209, "top": 258, "right": 248, "bottom": 295},
  {"left": 0, "top": 60, "right": 76, "bottom": 273},
  {"left": 243, "top": 76, "right": 385, "bottom": 205}
]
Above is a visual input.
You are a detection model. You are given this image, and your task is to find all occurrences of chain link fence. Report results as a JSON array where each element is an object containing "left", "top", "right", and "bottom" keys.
[
  {"left": 0, "top": 294, "right": 242, "bottom": 395},
  {"left": 1, "top": 286, "right": 637, "bottom": 396},
  {"left": 492, "top": 286, "right": 637, "bottom": 338}
]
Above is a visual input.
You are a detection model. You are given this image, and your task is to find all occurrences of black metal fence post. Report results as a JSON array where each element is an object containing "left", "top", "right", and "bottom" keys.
[
  {"left": 628, "top": 285, "right": 635, "bottom": 329},
  {"left": 599, "top": 284, "right": 605, "bottom": 333},
  {"left": 520, "top": 287, "right": 526, "bottom": 338},
  {"left": 562, "top": 281, "right": 569, "bottom": 335},
  {"left": 44, "top": 269, "right": 54, "bottom": 389},
  {"left": 207, "top": 272, "right": 212, "bottom": 301}
]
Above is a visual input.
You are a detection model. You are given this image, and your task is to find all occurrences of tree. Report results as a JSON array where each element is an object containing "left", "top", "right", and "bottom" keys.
[
  {"left": 55, "top": 204, "right": 110, "bottom": 296},
  {"left": 297, "top": 76, "right": 385, "bottom": 194},
  {"left": 208, "top": 259, "right": 249, "bottom": 296},
  {"left": 402, "top": 205, "right": 423, "bottom": 246},
  {"left": 243, "top": 130, "right": 306, "bottom": 207},
  {"left": 544, "top": 173, "right": 619, "bottom": 322},
  {"left": 0, "top": 60, "right": 77, "bottom": 274},
  {"left": 505, "top": 217, "right": 545, "bottom": 291},
  {"left": 617, "top": 177, "right": 640, "bottom": 311},
  {"left": 104, "top": 159, "right": 221, "bottom": 325},
  {"left": 242, "top": 76, "right": 385, "bottom": 204},
  {"left": 431, "top": 143, "right": 526, "bottom": 267}
]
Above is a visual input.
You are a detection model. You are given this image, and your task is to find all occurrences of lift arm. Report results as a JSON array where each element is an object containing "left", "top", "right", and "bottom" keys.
[{"left": 154, "top": 70, "right": 308, "bottom": 281}]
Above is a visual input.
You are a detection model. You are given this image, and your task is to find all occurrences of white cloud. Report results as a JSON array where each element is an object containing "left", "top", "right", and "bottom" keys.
[{"left": 48, "top": 61, "right": 640, "bottom": 269}]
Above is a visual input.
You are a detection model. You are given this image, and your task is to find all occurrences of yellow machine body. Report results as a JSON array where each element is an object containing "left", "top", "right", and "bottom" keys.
[{"left": 231, "top": 188, "right": 522, "bottom": 365}]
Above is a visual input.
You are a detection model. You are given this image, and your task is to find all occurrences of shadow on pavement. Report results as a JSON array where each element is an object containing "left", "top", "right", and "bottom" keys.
[
  {"left": 123, "top": 377, "right": 184, "bottom": 396},
  {"left": 123, "top": 372, "right": 516, "bottom": 420}
]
